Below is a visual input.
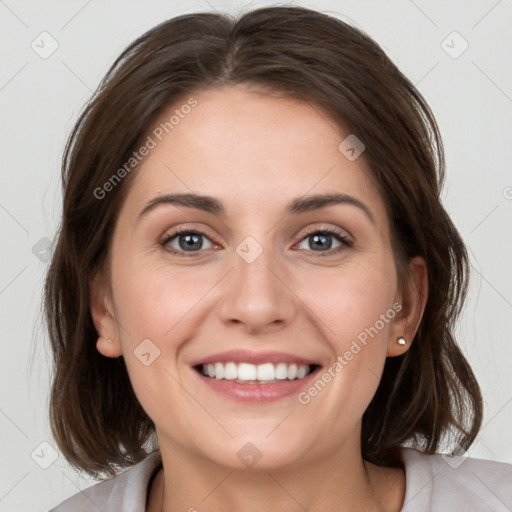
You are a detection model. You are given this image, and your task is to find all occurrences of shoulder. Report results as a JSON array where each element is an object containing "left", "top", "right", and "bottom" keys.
[
  {"left": 400, "top": 447, "right": 512, "bottom": 511},
  {"left": 48, "top": 451, "right": 162, "bottom": 512}
]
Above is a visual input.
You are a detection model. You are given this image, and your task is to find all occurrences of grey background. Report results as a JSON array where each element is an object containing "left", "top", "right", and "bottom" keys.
[{"left": 1, "top": 0, "right": 511, "bottom": 510}]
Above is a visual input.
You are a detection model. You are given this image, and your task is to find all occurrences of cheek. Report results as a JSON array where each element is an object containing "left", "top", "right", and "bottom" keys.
[
  {"left": 294, "top": 259, "right": 397, "bottom": 414},
  {"left": 301, "top": 259, "right": 398, "bottom": 347},
  {"left": 109, "top": 261, "right": 205, "bottom": 421},
  {"left": 109, "top": 259, "right": 218, "bottom": 401},
  {"left": 294, "top": 303, "right": 392, "bottom": 441},
  {"left": 111, "top": 257, "right": 210, "bottom": 343}
]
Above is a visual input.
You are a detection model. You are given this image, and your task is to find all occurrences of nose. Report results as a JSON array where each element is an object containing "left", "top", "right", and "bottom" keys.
[{"left": 217, "top": 240, "right": 298, "bottom": 334}]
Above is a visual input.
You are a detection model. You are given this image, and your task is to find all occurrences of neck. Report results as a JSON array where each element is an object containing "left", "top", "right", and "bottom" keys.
[{"left": 147, "top": 432, "right": 405, "bottom": 512}]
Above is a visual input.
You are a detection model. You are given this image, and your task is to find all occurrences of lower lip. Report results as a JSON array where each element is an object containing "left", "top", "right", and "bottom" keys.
[{"left": 193, "top": 367, "right": 320, "bottom": 402}]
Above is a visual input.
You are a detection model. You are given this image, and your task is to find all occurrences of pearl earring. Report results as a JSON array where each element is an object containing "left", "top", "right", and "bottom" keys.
[{"left": 397, "top": 337, "right": 406, "bottom": 345}]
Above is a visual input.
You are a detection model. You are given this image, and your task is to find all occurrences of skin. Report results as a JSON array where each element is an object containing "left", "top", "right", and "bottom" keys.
[{"left": 90, "top": 84, "right": 428, "bottom": 512}]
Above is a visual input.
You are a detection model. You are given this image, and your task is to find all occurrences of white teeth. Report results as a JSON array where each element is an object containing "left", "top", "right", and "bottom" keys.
[
  {"left": 200, "top": 362, "right": 313, "bottom": 382},
  {"left": 275, "top": 363, "right": 288, "bottom": 379},
  {"left": 214, "top": 362, "right": 224, "bottom": 379},
  {"left": 238, "top": 363, "right": 257, "bottom": 380},
  {"left": 287, "top": 363, "right": 298, "bottom": 379},
  {"left": 257, "top": 363, "right": 275, "bottom": 380},
  {"left": 296, "top": 365, "right": 308, "bottom": 379},
  {"left": 224, "top": 362, "right": 237, "bottom": 380}
]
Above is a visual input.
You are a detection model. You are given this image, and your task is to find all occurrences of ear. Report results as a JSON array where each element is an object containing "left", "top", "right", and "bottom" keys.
[
  {"left": 89, "top": 270, "right": 123, "bottom": 358},
  {"left": 387, "top": 256, "right": 428, "bottom": 357}
]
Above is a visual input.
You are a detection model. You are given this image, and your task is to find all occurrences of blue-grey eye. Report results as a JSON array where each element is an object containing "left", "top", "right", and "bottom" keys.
[
  {"left": 165, "top": 231, "right": 214, "bottom": 252},
  {"left": 297, "top": 231, "right": 344, "bottom": 251}
]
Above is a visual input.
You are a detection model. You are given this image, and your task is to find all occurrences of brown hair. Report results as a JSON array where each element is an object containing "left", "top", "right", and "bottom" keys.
[{"left": 44, "top": 5, "right": 482, "bottom": 478}]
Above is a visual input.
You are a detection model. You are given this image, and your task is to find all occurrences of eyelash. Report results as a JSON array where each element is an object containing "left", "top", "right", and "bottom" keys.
[{"left": 160, "top": 226, "right": 353, "bottom": 258}]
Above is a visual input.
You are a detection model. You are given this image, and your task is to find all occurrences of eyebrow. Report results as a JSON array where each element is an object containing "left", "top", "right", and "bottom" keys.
[{"left": 137, "top": 192, "right": 375, "bottom": 225}]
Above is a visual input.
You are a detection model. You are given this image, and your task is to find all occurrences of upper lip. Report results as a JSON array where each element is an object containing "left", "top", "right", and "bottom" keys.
[{"left": 190, "top": 349, "right": 320, "bottom": 367}]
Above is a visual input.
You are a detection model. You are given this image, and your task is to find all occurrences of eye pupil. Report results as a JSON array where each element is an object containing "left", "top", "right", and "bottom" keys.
[
  {"left": 166, "top": 229, "right": 345, "bottom": 256},
  {"left": 179, "top": 233, "right": 202, "bottom": 251},
  {"left": 310, "top": 233, "right": 332, "bottom": 250}
]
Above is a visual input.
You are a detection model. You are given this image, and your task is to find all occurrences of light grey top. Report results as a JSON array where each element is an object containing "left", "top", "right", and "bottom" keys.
[{"left": 49, "top": 448, "right": 512, "bottom": 511}]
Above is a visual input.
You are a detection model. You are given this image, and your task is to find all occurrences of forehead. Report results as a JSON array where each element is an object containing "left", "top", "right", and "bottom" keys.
[{"left": 120, "top": 85, "right": 388, "bottom": 227}]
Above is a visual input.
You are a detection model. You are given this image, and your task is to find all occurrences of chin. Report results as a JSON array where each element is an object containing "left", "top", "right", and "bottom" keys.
[{"left": 196, "top": 433, "right": 312, "bottom": 473}]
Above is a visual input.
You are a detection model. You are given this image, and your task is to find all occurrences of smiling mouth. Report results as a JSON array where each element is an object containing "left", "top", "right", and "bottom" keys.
[{"left": 193, "top": 362, "right": 321, "bottom": 384}]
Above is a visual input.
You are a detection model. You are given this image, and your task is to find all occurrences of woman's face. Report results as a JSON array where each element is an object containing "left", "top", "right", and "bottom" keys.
[{"left": 93, "top": 85, "right": 421, "bottom": 471}]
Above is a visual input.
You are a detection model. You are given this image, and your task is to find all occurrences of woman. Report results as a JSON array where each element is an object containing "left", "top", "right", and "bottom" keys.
[{"left": 45, "top": 5, "right": 512, "bottom": 511}]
